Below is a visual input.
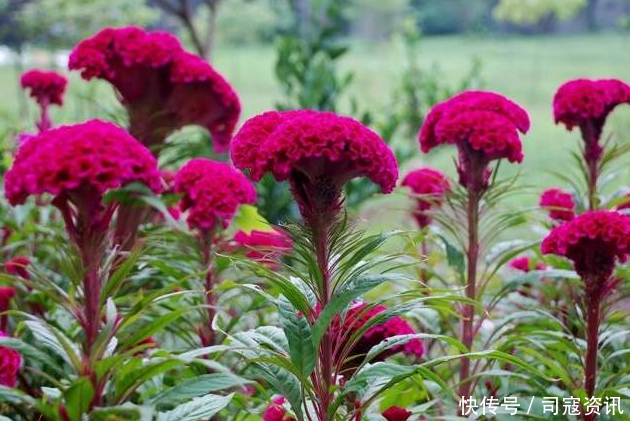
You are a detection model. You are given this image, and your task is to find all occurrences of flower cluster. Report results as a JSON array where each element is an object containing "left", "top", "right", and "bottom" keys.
[
  {"left": 69, "top": 26, "right": 240, "bottom": 151},
  {"left": 4, "top": 120, "right": 162, "bottom": 206},
  {"left": 553, "top": 78, "right": 630, "bottom": 132},
  {"left": 382, "top": 406, "right": 413, "bottom": 421},
  {"left": 174, "top": 158, "right": 256, "bottom": 231},
  {"left": 232, "top": 229, "right": 292, "bottom": 267},
  {"left": 419, "top": 91, "right": 530, "bottom": 191},
  {"left": 541, "top": 211, "right": 630, "bottom": 286},
  {"left": 0, "top": 330, "right": 21, "bottom": 387},
  {"left": 539, "top": 188, "right": 576, "bottom": 222},
  {"left": 232, "top": 110, "right": 398, "bottom": 215},
  {"left": 509, "top": 256, "right": 545, "bottom": 272},
  {"left": 402, "top": 167, "right": 451, "bottom": 228},
  {"left": 262, "top": 396, "right": 296, "bottom": 421},
  {"left": 20, "top": 69, "right": 67, "bottom": 107},
  {"left": 332, "top": 303, "right": 424, "bottom": 373}
]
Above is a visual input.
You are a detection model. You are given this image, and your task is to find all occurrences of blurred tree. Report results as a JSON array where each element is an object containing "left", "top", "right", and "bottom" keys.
[
  {"left": 154, "top": 0, "right": 257, "bottom": 58},
  {"left": 493, "top": 0, "right": 586, "bottom": 31},
  {"left": 18, "top": 0, "right": 157, "bottom": 48},
  {"left": 585, "top": 0, "right": 600, "bottom": 30},
  {"left": 214, "top": 0, "right": 278, "bottom": 45},
  {"left": 411, "top": 0, "right": 493, "bottom": 35},
  {"left": 349, "top": 0, "right": 410, "bottom": 40}
]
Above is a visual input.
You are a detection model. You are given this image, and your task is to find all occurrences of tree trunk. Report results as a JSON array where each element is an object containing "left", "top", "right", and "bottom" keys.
[{"left": 586, "top": 0, "right": 599, "bottom": 31}]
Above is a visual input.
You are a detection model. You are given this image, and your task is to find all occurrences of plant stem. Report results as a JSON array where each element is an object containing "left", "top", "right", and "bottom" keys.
[
  {"left": 586, "top": 155, "right": 598, "bottom": 211},
  {"left": 313, "top": 211, "right": 332, "bottom": 421},
  {"left": 583, "top": 291, "right": 601, "bottom": 421},
  {"left": 459, "top": 188, "right": 480, "bottom": 406}
]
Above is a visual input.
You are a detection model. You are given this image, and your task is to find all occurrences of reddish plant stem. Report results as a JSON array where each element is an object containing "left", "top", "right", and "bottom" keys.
[
  {"left": 37, "top": 101, "right": 51, "bottom": 132},
  {"left": 420, "top": 237, "right": 429, "bottom": 286},
  {"left": 581, "top": 122, "right": 602, "bottom": 211},
  {"left": 583, "top": 289, "right": 601, "bottom": 421},
  {"left": 314, "top": 212, "right": 333, "bottom": 421},
  {"left": 459, "top": 188, "right": 480, "bottom": 407}
]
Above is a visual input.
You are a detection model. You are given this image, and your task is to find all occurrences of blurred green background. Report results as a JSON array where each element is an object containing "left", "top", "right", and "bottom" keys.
[{"left": 1, "top": 0, "right": 630, "bottom": 226}]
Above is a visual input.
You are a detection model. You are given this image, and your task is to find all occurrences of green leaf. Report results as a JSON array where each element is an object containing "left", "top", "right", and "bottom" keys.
[
  {"left": 63, "top": 377, "right": 95, "bottom": 421},
  {"left": 149, "top": 373, "right": 251, "bottom": 407},
  {"left": 0, "top": 337, "right": 64, "bottom": 375},
  {"left": 278, "top": 298, "right": 316, "bottom": 378},
  {"left": 115, "top": 359, "right": 184, "bottom": 403},
  {"left": 155, "top": 393, "right": 233, "bottom": 421},
  {"left": 439, "top": 235, "right": 465, "bottom": 279},
  {"left": 233, "top": 205, "right": 272, "bottom": 233}
]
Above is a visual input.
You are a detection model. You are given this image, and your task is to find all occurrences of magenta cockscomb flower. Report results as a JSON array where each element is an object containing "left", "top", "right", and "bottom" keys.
[
  {"left": 0, "top": 287, "right": 15, "bottom": 331},
  {"left": 232, "top": 110, "right": 398, "bottom": 219},
  {"left": 174, "top": 158, "right": 256, "bottom": 232},
  {"left": 402, "top": 167, "right": 451, "bottom": 228},
  {"left": 508, "top": 256, "right": 545, "bottom": 272},
  {"left": 382, "top": 406, "right": 412, "bottom": 421},
  {"left": 20, "top": 69, "right": 68, "bottom": 132},
  {"left": 553, "top": 79, "right": 630, "bottom": 210},
  {"left": 4, "top": 120, "right": 161, "bottom": 348},
  {"left": 0, "top": 330, "right": 21, "bottom": 387},
  {"left": 419, "top": 91, "right": 530, "bottom": 192},
  {"left": 330, "top": 302, "right": 423, "bottom": 375},
  {"left": 553, "top": 78, "right": 630, "bottom": 135},
  {"left": 69, "top": 26, "right": 240, "bottom": 151},
  {"left": 539, "top": 188, "right": 575, "bottom": 222},
  {"left": 541, "top": 211, "right": 630, "bottom": 285},
  {"left": 5, "top": 120, "right": 161, "bottom": 208},
  {"left": 232, "top": 229, "right": 292, "bottom": 268},
  {"left": 542, "top": 210, "right": 630, "bottom": 399}
]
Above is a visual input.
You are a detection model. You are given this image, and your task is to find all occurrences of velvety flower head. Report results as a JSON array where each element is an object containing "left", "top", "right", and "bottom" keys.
[
  {"left": 419, "top": 91, "right": 530, "bottom": 192},
  {"left": 174, "top": 158, "right": 256, "bottom": 231},
  {"left": 402, "top": 167, "right": 451, "bottom": 228},
  {"left": 20, "top": 69, "right": 68, "bottom": 106},
  {"left": 382, "top": 406, "right": 412, "bottom": 421},
  {"left": 69, "top": 26, "right": 240, "bottom": 151},
  {"left": 4, "top": 257, "right": 30, "bottom": 280},
  {"left": 331, "top": 302, "right": 423, "bottom": 375},
  {"left": 232, "top": 229, "right": 292, "bottom": 267},
  {"left": 0, "top": 330, "right": 21, "bottom": 387},
  {"left": 508, "top": 256, "right": 545, "bottom": 272},
  {"left": 553, "top": 79, "right": 630, "bottom": 132},
  {"left": 541, "top": 211, "right": 630, "bottom": 291},
  {"left": 4, "top": 120, "right": 161, "bottom": 206},
  {"left": 539, "top": 188, "right": 575, "bottom": 222},
  {"left": 232, "top": 110, "right": 397, "bottom": 217}
]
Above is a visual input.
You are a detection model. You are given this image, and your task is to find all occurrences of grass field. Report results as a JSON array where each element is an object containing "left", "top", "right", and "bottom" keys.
[{"left": 2, "top": 32, "right": 630, "bottom": 224}]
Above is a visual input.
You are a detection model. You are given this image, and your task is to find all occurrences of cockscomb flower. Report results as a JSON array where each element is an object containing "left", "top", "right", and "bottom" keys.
[
  {"left": 232, "top": 110, "right": 398, "bottom": 219},
  {"left": 0, "top": 287, "right": 15, "bottom": 312},
  {"left": 508, "top": 256, "right": 545, "bottom": 272},
  {"left": 541, "top": 211, "right": 630, "bottom": 291},
  {"left": 553, "top": 78, "right": 630, "bottom": 135},
  {"left": 332, "top": 302, "right": 423, "bottom": 374},
  {"left": 419, "top": 91, "right": 530, "bottom": 192},
  {"left": 174, "top": 158, "right": 256, "bottom": 231},
  {"left": 382, "top": 406, "right": 412, "bottom": 421},
  {"left": 69, "top": 26, "right": 240, "bottom": 151},
  {"left": 402, "top": 167, "right": 451, "bottom": 228},
  {"left": 20, "top": 69, "right": 67, "bottom": 107},
  {"left": 20, "top": 69, "right": 68, "bottom": 132},
  {"left": 540, "top": 188, "right": 575, "bottom": 222},
  {"left": 4, "top": 120, "right": 161, "bottom": 207},
  {"left": 232, "top": 229, "right": 292, "bottom": 268},
  {"left": 0, "top": 330, "right": 21, "bottom": 387}
]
